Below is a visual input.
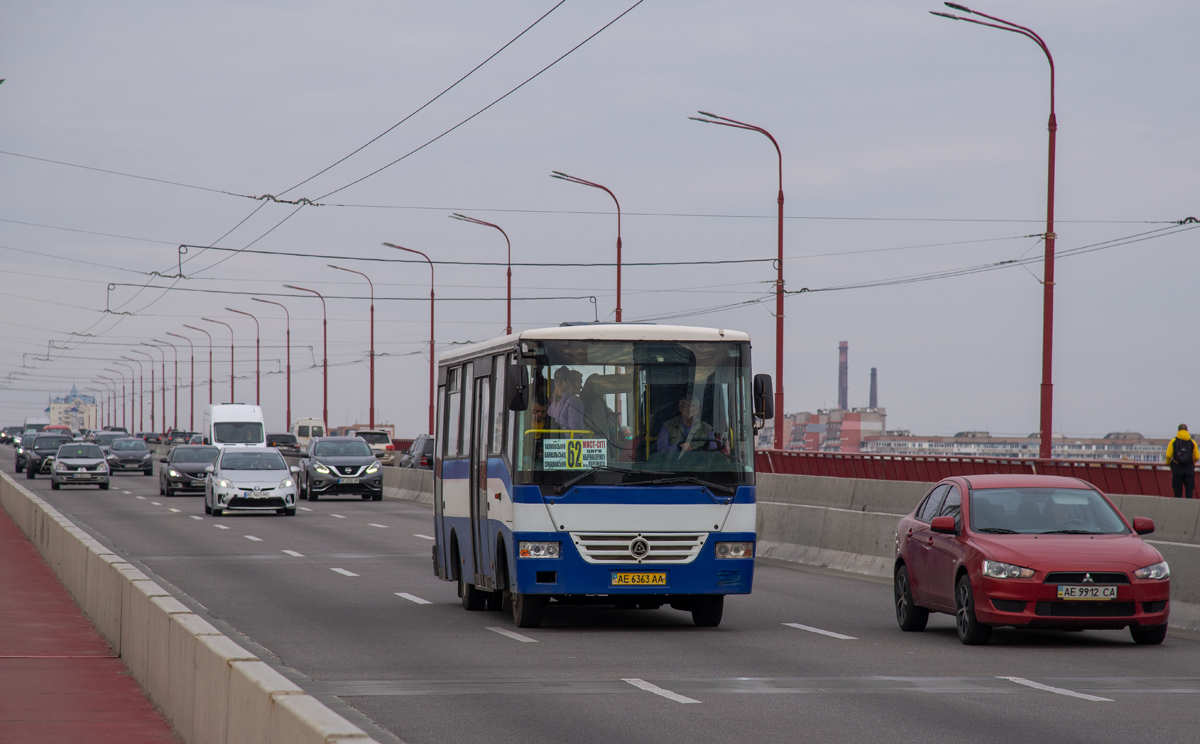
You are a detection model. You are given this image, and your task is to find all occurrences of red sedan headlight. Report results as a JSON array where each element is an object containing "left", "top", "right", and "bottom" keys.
[{"left": 982, "top": 560, "right": 1035, "bottom": 579}]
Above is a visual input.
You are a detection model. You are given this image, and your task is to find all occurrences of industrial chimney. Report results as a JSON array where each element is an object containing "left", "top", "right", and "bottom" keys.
[
  {"left": 869, "top": 367, "right": 878, "bottom": 409},
  {"left": 838, "top": 342, "right": 848, "bottom": 410}
]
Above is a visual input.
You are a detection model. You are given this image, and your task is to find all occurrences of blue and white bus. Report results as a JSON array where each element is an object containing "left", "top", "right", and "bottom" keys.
[{"left": 432, "top": 323, "right": 773, "bottom": 628}]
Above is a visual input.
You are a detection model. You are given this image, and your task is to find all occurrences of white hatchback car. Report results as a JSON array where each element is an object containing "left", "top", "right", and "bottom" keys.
[{"left": 204, "top": 447, "right": 299, "bottom": 516}]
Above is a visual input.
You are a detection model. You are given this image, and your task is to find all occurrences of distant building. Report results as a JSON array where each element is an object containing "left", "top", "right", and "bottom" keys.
[
  {"left": 48, "top": 384, "right": 97, "bottom": 431},
  {"left": 862, "top": 431, "right": 1166, "bottom": 463},
  {"left": 757, "top": 407, "right": 887, "bottom": 453}
]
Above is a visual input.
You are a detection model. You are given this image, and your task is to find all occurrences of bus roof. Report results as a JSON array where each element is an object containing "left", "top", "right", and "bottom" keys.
[{"left": 438, "top": 324, "right": 750, "bottom": 366}]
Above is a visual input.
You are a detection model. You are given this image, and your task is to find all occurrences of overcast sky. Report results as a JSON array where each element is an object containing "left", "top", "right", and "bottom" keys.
[{"left": 2, "top": 0, "right": 1197, "bottom": 439}]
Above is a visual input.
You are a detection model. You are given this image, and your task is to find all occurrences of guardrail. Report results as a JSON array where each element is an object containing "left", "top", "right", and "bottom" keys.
[{"left": 755, "top": 449, "right": 1176, "bottom": 498}]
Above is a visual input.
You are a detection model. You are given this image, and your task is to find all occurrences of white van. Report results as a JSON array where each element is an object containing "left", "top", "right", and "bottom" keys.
[
  {"left": 290, "top": 417, "right": 326, "bottom": 448},
  {"left": 202, "top": 404, "right": 266, "bottom": 451},
  {"left": 24, "top": 416, "right": 50, "bottom": 432}
]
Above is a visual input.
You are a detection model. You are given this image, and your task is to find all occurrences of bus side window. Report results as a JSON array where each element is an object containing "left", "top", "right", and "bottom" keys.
[
  {"left": 444, "top": 366, "right": 461, "bottom": 458},
  {"left": 490, "top": 355, "right": 506, "bottom": 456},
  {"left": 459, "top": 362, "right": 474, "bottom": 458}
]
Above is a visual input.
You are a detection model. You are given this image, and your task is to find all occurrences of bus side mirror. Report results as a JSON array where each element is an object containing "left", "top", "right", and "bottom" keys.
[
  {"left": 753, "top": 374, "right": 774, "bottom": 421},
  {"left": 506, "top": 365, "right": 530, "bottom": 411}
]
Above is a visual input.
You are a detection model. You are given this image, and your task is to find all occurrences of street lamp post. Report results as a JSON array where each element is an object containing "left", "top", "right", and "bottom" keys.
[
  {"left": 97, "top": 377, "right": 116, "bottom": 427},
  {"left": 105, "top": 367, "right": 129, "bottom": 430},
  {"left": 690, "top": 111, "right": 786, "bottom": 450},
  {"left": 284, "top": 285, "right": 328, "bottom": 429},
  {"left": 131, "top": 350, "right": 158, "bottom": 432},
  {"left": 184, "top": 325, "right": 214, "bottom": 406},
  {"left": 252, "top": 298, "right": 291, "bottom": 431},
  {"left": 382, "top": 243, "right": 434, "bottom": 435},
  {"left": 227, "top": 308, "right": 260, "bottom": 406},
  {"left": 548, "top": 172, "right": 622, "bottom": 323},
  {"left": 328, "top": 266, "right": 375, "bottom": 428},
  {"left": 154, "top": 339, "right": 179, "bottom": 431},
  {"left": 166, "top": 332, "right": 195, "bottom": 430},
  {"left": 202, "top": 318, "right": 235, "bottom": 404},
  {"left": 120, "top": 357, "right": 145, "bottom": 432},
  {"left": 932, "top": 2, "right": 1057, "bottom": 459},
  {"left": 141, "top": 343, "right": 166, "bottom": 431},
  {"left": 449, "top": 214, "right": 512, "bottom": 334}
]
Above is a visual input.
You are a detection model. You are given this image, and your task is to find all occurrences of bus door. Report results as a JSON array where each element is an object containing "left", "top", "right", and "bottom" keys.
[{"left": 469, "top": 374, "right": 493, "bottom": 588}]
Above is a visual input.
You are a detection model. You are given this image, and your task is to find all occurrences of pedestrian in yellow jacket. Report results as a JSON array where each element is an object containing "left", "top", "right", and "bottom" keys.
[{"left": 1165, "top": 424, "right": 1199, "bottom": 498}]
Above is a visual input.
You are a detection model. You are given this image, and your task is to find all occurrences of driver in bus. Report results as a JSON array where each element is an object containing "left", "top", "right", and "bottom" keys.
[{"left": 656, "top": 396, "right": 728, "bottom": 454}]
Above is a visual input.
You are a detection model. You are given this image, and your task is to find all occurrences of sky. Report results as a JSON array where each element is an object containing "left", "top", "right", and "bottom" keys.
[{"left": 1, "top": 0, "right": 1197, "bottom": 440}]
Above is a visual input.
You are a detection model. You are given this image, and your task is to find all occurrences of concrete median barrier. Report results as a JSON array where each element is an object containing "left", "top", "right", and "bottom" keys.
[
  {"left": 382, "top": 465, "right": 433, "bottom": 504},
  {"left": 0, "top": 469, "right": 381, "bottom": 744}
]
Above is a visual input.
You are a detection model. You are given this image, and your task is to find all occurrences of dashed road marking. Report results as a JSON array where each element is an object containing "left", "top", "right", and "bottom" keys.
[
  {"left": 414, "top": 534, "right": 435, "bottom": 541},
  {"left": 998, "top": 676, "right": 1112, "bottom": 702},
  {"left": 622, "top": 678, "right": 701, "bottom": 704},
  {"left": 189, "top": 516, "right": 203, "bottom": 520},
  {"left": 122, "top": 491, "right": 132, "bottom": 495},
  {"left": 169, "top": 508, "right": 181, "bottom": 513},
  {"left": 282, "top": 550, "right": 303, "bottom": 557},
  {"left": 214, "top": 525, "right": 230, "bottom": 530},
  {"left": 299, "top": 507, "right": 313, "bottom": 512},
  {"left": 368, "top": 523, "right": 388, "bottom": 528},
  {"left": 151, "top": 501, "right": 162, "bottom": 506},
  {"left": 396, "top": 592, "right": 431, "bottom": 605},
  {"left": 135, "top": 496, "right": 146, "bottom": 500},
  {"left": 783, "top": 623, "right": 857, "bottom": 640},
  {"left": 487, "top": 627, "right": 537, "bottom": 643},
  {"left": 331, "top": 568, "right": 358, "bottom": 577},
  {"left": 331, "top": 514, "right": 347, "bottom": 519},
  {"left": 244, "top": 535, "right": 263, "bottom": 542}
]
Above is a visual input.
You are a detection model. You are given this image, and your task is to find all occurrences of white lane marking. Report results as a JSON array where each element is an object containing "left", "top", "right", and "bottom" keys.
[
  {"left": 214, "top": 525, "right": 230, "bottom": 530},
  {"left": 331, "top": 568, "right": 358, "bottom": 577},
  {"left": 122, "top": 491, "right": 132, "bottom": 495},
  {"left": 189, "top": 516, "right": 203, "bottom": 520},
  {"left": 331, "top": 514, "right": 347, "bottom": 519},
  {"left": 622, "top": 678, "right": 701, "bottom": 704},
  {"left": 169, "top": 508, "right": 180, "bottom": 513},
  {"left": 299, "top": 506, "right": 313, "bottom": 512},
  {"left": 151, "top": 501, "right": 162, "bottom": 506},
  {"left": 414, "top": 534, "right": 435, "bottom": 541},
  {"left": 783, "top": 623, "right": 857, "bottom": 640},
  {"left": 368, "top": 523, "right": 388, "bottom": 528},
  {"left": 395, "top": 592, "right": 431, "bottom": 605},
  {"left": 486, "top": 627, "right": 537, "bottom": 643},
  {"left": 282, "top": 550, "right": 303, "bottom": 557},
  {"left": 136, "top": 496, "right": 146, "bottom": 500},
  {"left": 998, "top": 676, "right": 1113, "bottom": 702},
  {"left": 244, "top": 535, "right": 263, "bottom": 542}
]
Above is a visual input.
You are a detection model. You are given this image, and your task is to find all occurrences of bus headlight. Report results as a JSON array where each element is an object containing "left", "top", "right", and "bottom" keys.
[
  {"left": 519, "top": 542, "right": 560, "bottom": 558},
  {"left": 715, "top": 542, "right": 754, "bottom": 559}
]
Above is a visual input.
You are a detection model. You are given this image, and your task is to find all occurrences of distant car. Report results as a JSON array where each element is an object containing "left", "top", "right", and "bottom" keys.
[
  {"left": 297, "top": 436, "right": 383, "bottom": 501},
  {"left": 266, "top": 432, "right": 300, "bottom": 454},
  {"left": 104, "top": 426, "right": 129, "bottom": 433},
  {"left": 106, "top": 437, "right": 155, "bottom": 476},
  {"left": 188, "top": 433, "right": 205, "bottom": 445},
  {"left": 159, "top": 445, "right": 219, "bottom": 497},
  {"left": 398, "top": 434, "right": 434, "bottom": 470},
  {"left": 350, "top": 429, "right": 396, "bottom": 466},
  {"left": 145, "top": 432, "right": 164, "bottom": 444},
  {"left": 165, "top": 430, "right": 193, "bottom": 445},
  {"left": 88, "top": 431, "right": 126, "bottom": 454},
  {"left": 1, "top": 426, "right": 22, "bottom": 444},
  {"left": 894, "top": 474, "right": 1171, "bottom": 646},
  {"left": 22, "top": 434, "right": 75, "bottom": 479},
  {"left": 50, "top": 443, "right": 110, "bottom": 490},
  {"left": 204, "top": 447, "right": 298, "bottom": 516}
]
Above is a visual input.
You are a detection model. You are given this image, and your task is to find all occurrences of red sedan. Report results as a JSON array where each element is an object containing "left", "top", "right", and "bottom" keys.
[{"left": 894, "top": 474, "right": 1170, "bottom": 645}]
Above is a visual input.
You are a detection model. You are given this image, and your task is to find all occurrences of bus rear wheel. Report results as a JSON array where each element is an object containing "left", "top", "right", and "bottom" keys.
[
  {"left": 691, "top": 595, "right": 724, "bottom": 627},
  {"left": 511, "top": 593, "right": 545, "bottom": 628}
]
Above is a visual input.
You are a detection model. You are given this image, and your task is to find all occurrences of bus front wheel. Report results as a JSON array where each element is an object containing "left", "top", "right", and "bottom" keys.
[
  {"left": 511, "top": 593, "right": 545, "bottom": 628},
  {"left": 691, "top": 595, "right": 724, "bottom": 627}
]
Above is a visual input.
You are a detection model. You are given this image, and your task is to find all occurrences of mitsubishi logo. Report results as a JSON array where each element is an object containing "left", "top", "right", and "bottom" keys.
[
  {"left": 1082, "top": 573, "right": 1094, "bottom": 583},
  {"left": 630, "top": 537, "right": 650, "bottom": 561}
]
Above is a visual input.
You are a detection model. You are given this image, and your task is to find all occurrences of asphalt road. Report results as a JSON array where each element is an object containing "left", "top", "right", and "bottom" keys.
[{"left": 13, "top": 446, "right": 1200, "bottom": 744}]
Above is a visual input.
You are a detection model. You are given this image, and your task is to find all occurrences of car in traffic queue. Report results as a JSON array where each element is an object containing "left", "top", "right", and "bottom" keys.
[
  {"left": 22, "top": 433, "right": 75, "bottom": 478},
  {"left": 203, "top": 447, "right": 299, "bottom": 516},
  {"left": 159, "top": 445, "right": 219, "bottom": 497},
  {"left": 165, "top": 430, "right": 193, "bottom": 445},
  {"left": 894, "top": 474, "right": 1171, "bottom": 646},
  {"left": 350, "top": 429, "right": 397, "bottom": 466},
  {"left": 50, "top": 443, "right": 110, "bottom": 490},
  {"left": 1, "top": 426, "right": 23, "bottom": 444},
  {"left": 398, "top": 433, "right": 434, "bottom": 470},
  {"left": 266, "top": 432, "right": 301, "bottom": 454},
  {"left": 106, "top": 437, "right": 155, "bottom": 476},
  {"left": 297, "top": 436, "right": 383, "bottom": 501},
  {"left": 188, "top": 433, "right": 205, "bottom": 444},
  {"left": 88, "top": 430, "right": 126, "bottom": 454}
]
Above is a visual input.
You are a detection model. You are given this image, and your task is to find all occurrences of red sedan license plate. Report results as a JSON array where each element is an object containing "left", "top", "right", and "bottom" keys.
[{"left": 1057, "top": 585, "right": 1117, "bottom": 601}]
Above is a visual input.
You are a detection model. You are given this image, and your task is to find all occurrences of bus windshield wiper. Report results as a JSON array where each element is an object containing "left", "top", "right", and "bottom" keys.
[
  {"left": 554, "top": 466, "right": 670, "bottom": 494},
  {"left": 976, "top": 527, "right": 1018, "bottom": 534},
  {"left": 627, "top": 476, "right": 736, "bottom": 500}
]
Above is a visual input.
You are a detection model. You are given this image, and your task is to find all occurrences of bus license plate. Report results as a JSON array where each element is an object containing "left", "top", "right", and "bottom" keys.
[
  {"left": 1057, "top": 585, "right": 1117, "bottom": 601},
  {"left": 340, "top": 478, "right": 360, "bottom": 485},
  {"left": 611, "top": 572, "right": 666, "bottom": 586}
]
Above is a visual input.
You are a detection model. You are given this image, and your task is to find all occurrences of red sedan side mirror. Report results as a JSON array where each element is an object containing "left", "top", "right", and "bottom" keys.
[
  {"left": 1132, "top": 517, "right": 1155, "bottom": 535},
  {"left": 930, "top": 516, "right": 957, "bottom": 534}
]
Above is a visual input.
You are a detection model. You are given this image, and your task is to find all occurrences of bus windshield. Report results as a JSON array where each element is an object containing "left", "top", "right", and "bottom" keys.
[{"left": 512, "top": 339, "right": 753, "bottom": 488}]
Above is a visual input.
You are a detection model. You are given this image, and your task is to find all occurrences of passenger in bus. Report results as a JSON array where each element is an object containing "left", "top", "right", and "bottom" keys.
[
  {"left": 657, "top": 396, "right": 727, "bottom": 454},
  {"left": 548, "top": 367, "right": 584, "bottom": 431},
  {"left": 521, "top": 393, "right": 558, "bottom": 470}
]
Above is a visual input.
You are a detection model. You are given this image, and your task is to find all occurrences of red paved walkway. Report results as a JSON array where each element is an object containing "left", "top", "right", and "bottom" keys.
[{"left": 0, "top": 506, "right": 180, "bottom": 743}]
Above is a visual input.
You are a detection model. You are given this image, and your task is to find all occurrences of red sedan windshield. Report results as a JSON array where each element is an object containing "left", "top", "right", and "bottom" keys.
[{"left": 969, "top": 488, "right": 1129, "bottom": 535}]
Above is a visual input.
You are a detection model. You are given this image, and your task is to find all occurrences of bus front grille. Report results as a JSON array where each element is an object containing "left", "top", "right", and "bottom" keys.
[{"left": 570, "top": 533, "right": 707, "bottom": 564}]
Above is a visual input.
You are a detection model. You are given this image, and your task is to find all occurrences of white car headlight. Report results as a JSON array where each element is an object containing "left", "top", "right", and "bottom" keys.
[
  {"left": 982, "top": 560, "right": 1035, "bottom": 579},
  {"left": 1134, "top": 561, "right": 1170, "bottom": 580},
  {"left": 314, "top": 463, "right": 330, "bottom": 474},
  {"left": 279, "top": 478, "right": 295, "bottom": 489},
  {"left": 56, "top": 462, "right": 68, "bottom": 472},
  {"left": 365, "top": 462, "right": 380, "bottom": 474},
  {"left": 215, "top": 478, "right": 234, "bottom": 489}
]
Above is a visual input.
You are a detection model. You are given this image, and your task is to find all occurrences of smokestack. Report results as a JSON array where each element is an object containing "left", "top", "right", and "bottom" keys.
[
  {"left": 838, "top": 342, "right": 848, "bottom": 410},
  {"left": 869, "top": 367, "right": 878, "bottom": 409}
]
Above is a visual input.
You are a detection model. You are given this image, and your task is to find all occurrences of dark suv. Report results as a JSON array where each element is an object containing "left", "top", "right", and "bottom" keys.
[
  {"left": 298, "top": 436, "right": 383, "bottom": 501},
  {"left": 266, "top": 432, "right": 300, "bottom": 453},
  {"left": 23, "top": 434, "right": 74, "bottom": 479},
  {"left": 399, "top": 434, "right": 434, "bottom": 470}
]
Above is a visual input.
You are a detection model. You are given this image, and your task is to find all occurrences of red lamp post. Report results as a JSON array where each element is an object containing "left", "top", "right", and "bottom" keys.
[
  {"left": 153, "top": 339, "right": 178, "bottom": 431},
  {"left": 131, "top": 350, "right": 157, "bottom": 432},
  {"left": 202, "top": 318, "right": 235, "bottom": 404},
  {"left": 382, "top": 243, "right": 434, "bottom": 435},
  {"left": 140, "top": 343, "right": 166, "bottom": 431},
  {"left": 183, "top": 325, "right": 214, "bottom": 406},
  {"left": 284, "top": 285, "right": 328, "bottom": 429},
  {"left": 166, "top": 332, "right": 195, "bottom": 430},
  {"left": 549, "top": 172, "right": 622, "bottom": 323},
  {"left": 252, "top": 298, "right": 291, "bottom": 431},
  {"left": 226, "top": 308, "right": 260, "bottom": 406},
  {"left": 449, "top": 214, "right": 512, "bottom": 334},
  {"left": 104, "top": 367, "right": 128, "bottom": 430},
  {"left": 97, "top": 377, "right": 117, "bottom": 427},
  {"left": 690, "top": 111, "right": 786, "bottom": 450},
  {"left": 328, "top": 265, "right": 375, "bottom": 428},
  {"left": 119, "top": 357, "right": 145, "bottom": 432},
  {"left": 932, "top": 2, "right": 1057, "bottom": 459}
]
